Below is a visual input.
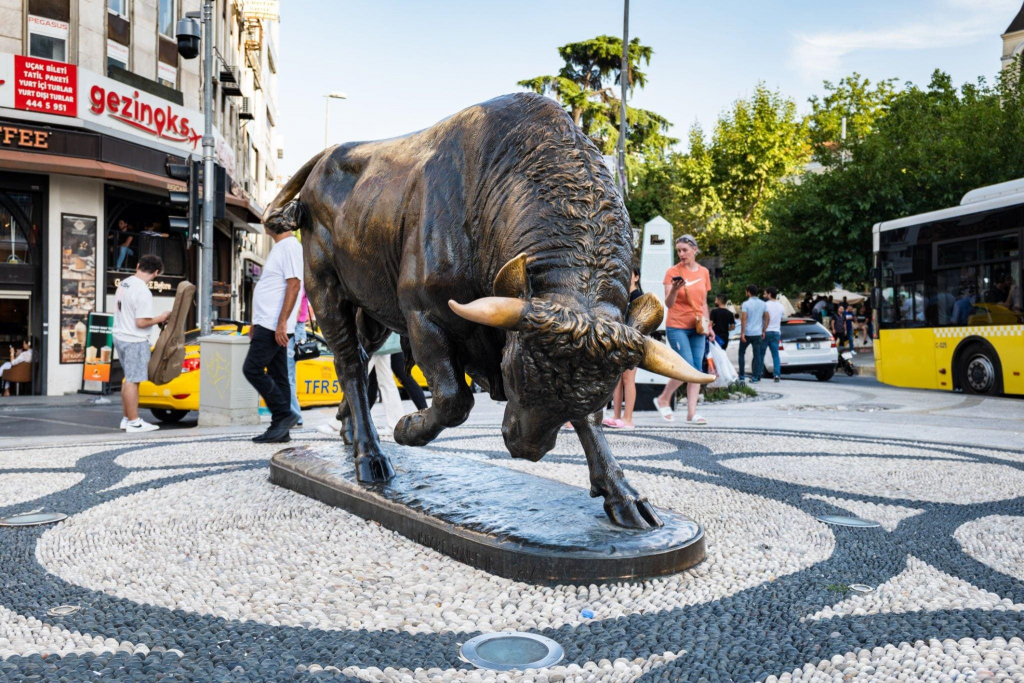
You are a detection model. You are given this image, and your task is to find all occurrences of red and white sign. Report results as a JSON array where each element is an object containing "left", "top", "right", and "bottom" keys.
[
  {"left": 86, "top": 80, "right": 200, "bottom": 148},
  {"left": 27, "top": 15, "right": 69, "bottom": 39},
  {"left": 13, "top": 55, "right": 77, "bottom": 117}
]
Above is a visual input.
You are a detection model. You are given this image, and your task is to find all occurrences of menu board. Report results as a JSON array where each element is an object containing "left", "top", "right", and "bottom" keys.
[
  {"left": 82, "top": 312, "right": 114, "bottom": 393},
  {"left": 13, "top": 55, "right": 77, "bottom": 117},
  {"left": 60, "top": 214, "right": 97, "bottom": 364}
]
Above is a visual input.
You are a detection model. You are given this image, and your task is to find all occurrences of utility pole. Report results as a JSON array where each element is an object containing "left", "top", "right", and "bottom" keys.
[
  {"left": 618, "top": 0, "right": 629, "bottom": 197},
  {"left": 199, "top": 0, "right": 215, "bottom": 336}
]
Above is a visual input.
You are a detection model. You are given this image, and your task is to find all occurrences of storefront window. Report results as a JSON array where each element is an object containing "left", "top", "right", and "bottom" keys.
[{"left": 0, "top": 193, "right": 38, "bottom": 265}]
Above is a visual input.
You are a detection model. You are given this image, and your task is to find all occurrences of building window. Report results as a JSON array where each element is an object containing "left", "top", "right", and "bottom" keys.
[
  {"left": 28, "top": 15, "right": 69, "bottom": 61},
  {"left": 108, "top": 0, "right": 128, "bottom": 17},
  {"left": 158, "top": 0, "right": 176, "bottom": 37},
  {"left": 107, "top": 40, "right": 129, "bottom": 71}
]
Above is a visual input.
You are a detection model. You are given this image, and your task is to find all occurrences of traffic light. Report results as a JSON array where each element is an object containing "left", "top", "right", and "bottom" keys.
[
  {"left": 166, "top": 156, "right": 200, "bottom": 243},
  {"left": 166, "top": 158, "right": 226, "bottom": 245}
]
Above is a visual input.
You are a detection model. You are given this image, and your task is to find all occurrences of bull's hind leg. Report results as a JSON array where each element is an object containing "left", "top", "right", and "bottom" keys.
[
  {"left": 307, "top": 281, "right": 394, "bottom": 483},
  {"left": 572, "top": 411, "right": 663, "bottom": 530},
  {"left": 392, "top": 311, "right": 474, "bottom": 446}
]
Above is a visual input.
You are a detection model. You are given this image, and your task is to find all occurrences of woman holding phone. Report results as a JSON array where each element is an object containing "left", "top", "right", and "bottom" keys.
[{"left": 655, "top": 234, "right": 714, "bottom": 424}]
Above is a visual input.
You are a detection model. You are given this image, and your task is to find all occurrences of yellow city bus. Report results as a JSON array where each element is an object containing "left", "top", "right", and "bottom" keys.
[{"left": 872, "top": 178, "right": 1023, "bottom": 397}]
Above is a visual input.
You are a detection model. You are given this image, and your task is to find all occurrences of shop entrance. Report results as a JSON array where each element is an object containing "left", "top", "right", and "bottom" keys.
[{"left": 0, "top": 174, "right": 45, "bottom": 396}]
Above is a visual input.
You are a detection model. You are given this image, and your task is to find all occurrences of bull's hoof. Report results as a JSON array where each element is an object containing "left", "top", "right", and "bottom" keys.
[
  {"left": 354, "top": 455, "right": 396, "bottom": 484},
  {"left": 604, "top": 497, "right": 663, "bottom": 530},
  {"left": 394, "top": 412, "right": 434, "bottom": 447}
]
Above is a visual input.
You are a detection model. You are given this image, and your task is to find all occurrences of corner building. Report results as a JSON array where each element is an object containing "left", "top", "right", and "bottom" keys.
[{"left": 0, "top": 0, "right": 283, "bottom": 395}]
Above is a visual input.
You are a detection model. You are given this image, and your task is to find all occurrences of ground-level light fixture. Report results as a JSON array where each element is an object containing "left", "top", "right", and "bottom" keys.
[
  {"left": 459, "top": 632, "right": 564, "bottom": 671},
  {"left": 0, "top": 512, "right": 67, "bottom": 527},
  {"left": 815, "top": 515, "right": 881, "bottom": 528}
]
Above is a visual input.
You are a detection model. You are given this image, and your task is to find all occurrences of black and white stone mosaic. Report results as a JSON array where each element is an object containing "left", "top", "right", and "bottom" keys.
[{"left": 2, "top": 427, "right": 1024, "bottom": 681}]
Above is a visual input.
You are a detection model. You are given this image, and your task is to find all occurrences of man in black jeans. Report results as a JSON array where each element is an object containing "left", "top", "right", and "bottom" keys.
[{"left": 242, "top": 221, "right": 304, "bottom": 443}]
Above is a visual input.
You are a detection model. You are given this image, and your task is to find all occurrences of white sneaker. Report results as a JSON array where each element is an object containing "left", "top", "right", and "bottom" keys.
[
  {"left": 120, "top": 417, "right": 128, "bottom": 430},
  {"left": 125, "top": 419, "right": 159, "bottom": 433}
]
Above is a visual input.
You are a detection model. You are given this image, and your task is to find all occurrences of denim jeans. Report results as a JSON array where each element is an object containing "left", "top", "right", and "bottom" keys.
[
  {"left": 738, "top": 336, "right": 764, "bottom": 380},
  {"left": 116, "top": 246, "right": 133, "bottom": 269},
  {"left": 761, "top": 330, "right": 781, "bottom": 378},
  {"left": 665, "top": 327, "right": 706, "bottom": 374},
  {"left": 287, "top": 325, "right": 306, "bottom": 422}
]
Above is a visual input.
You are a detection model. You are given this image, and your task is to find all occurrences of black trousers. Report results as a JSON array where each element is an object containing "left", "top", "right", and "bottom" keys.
[
  {"left": 242, "top": 325, "right": 294, "bottom": 425},
  {"left": 367, "top": 352, "right": 428, "bottom": 411}
]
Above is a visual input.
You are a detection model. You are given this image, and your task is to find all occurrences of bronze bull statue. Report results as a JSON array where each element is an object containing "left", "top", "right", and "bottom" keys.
[{"left": 263, "top": 92, "right": 713, "bottom": 529}]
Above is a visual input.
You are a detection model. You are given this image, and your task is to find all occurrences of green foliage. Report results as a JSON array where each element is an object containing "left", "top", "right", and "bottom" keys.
[
  {"left": 519, "top": 36, "right": 677, "bottom": 158},
  {"left": 825, "top": 583, "right": 851, "bottom": 594},
  {"left": 733, "top": 65, "right": 1024, "bottom": 293},
  {"left": 702, "top": 382, "right": 757, "bottom": 403},
  {"left": 807, "top": 73, "right": 898, "bottom": 164}
]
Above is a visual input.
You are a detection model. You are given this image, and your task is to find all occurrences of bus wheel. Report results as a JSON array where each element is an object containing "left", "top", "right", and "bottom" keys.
[
  {"left": 150, "top": 409, "right": 188, "bottom": 424},
  {"left": 958, "top": 344, "right": 1002, "bottom": 396}
]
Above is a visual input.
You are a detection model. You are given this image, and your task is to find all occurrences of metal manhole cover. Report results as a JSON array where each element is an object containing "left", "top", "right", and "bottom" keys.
[
  {"left": 815, "top": 515, "right": 880, "bottom": 528},
  {"left": 460, "top": 632, "right": 564, "bottom": 671},
  {"left": 0, "top": 512, "right": 67, "bottom": 527},
  {"left": 47, "top": 605, "right": 80, "bottom": 617}
]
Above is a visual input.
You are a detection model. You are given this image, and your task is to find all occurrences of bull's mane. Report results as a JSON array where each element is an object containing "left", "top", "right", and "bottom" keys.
[
  {"left": 479, "top": 94, "right": 633, "bottom": 305},
  {"left": 516, "top": 300, "right": 645, "bottom": 410}
]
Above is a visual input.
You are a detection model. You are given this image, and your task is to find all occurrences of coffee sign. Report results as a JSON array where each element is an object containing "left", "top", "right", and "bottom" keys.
[{"left": 0, "top": 124, "right": 48, "bottom": 149}]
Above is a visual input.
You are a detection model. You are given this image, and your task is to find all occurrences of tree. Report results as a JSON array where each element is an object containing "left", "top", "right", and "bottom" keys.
[
  {"left": 732, "top": 66, "right": 1024, "bottom": 293},
  {"left": 519, "top": 36, "right": 676, "bottom": 158},
  {"left": 806, "top": 73, "right": 898, "bottom": 164}
]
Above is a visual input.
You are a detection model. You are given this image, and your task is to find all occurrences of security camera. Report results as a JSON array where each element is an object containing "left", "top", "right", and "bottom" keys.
[{"left": 176, "top": 18, "right": 200, "bottom": 59}]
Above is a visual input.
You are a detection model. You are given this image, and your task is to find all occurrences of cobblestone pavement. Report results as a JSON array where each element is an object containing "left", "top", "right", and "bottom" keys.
[{"left": 1, "top": 380, "right": 1023, "bottom": 682}]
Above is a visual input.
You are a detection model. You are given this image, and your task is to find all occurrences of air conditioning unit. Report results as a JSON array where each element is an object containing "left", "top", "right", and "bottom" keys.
[
  {"left": 220, "top": 66, "right": 242, "bottom": 97},
  {"left": 238, "top": 97, "right": 255, "bottom": 120}
]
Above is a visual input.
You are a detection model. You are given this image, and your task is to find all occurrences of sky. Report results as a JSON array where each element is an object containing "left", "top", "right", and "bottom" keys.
[{"left": 276, "top": 0, "right": 1022, "bottom": 176}]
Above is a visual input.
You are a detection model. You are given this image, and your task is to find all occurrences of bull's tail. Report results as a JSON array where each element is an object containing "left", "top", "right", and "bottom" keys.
[{"left": 261, "top": 147, "right": 330, "bottom": 233}]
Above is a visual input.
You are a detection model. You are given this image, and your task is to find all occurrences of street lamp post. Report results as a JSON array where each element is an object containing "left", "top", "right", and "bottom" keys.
[{"left": 324, "top": 91, "right": 347, "bottom": 149}]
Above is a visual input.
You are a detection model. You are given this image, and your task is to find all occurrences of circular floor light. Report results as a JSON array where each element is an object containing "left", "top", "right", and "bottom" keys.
[
  {"left": 460, "top": 632, "right": 564, "bottom": 671},
  {"left": 849, "top": 584, "right": 874, "bottom": 594},
  {"left": 47, "top": 605, "right": 80, "bottom": 617},
  {"left": 815, "top": 515, "right": 880, "bottom": 529},
  {"left": 0, "top": 512, "right": 67, "bottom": 527}
]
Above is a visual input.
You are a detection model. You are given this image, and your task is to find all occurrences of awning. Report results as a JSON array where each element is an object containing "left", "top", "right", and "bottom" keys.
[
  {"left": 225, "top": 194, "right": 264, "bottom": 232},
  {"left": 0, "top": 148, "right": 184, "bottom": 192}
]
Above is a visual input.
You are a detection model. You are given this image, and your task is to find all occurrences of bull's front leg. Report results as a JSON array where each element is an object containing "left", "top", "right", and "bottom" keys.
[
  {"left": 572, "top": 411, "right": 663, "bottom": 530},
  {"left": 393, "top": 312, "right": 474, "bottom": 446}
]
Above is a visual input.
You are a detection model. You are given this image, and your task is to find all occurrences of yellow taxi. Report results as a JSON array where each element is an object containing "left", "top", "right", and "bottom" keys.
[{"left": 138, "top": 323, "right": 436, "bottom": 423}]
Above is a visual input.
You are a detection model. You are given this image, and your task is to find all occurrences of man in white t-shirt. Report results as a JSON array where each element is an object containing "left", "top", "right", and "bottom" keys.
[
  {"left": 113, "top": 255, "right": 170, "bottom": 433},
  {"left": 242, "top": 223, "right": 303, "bottom": 443},
  {"left": 761, "top": 286, "right": 786, "bottom": 382}
]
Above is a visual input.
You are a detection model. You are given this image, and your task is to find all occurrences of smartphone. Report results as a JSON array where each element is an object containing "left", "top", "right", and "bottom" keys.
[{"left": 672, "top": 276, "right": 683, "bottom": 283}]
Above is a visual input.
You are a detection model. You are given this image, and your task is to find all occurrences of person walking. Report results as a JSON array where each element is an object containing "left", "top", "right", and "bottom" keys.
[
  {"left": 243, "top": 223, "right": 303, "bottom": 443},
  {"left": 843, "top": 304, "right": 856, "bottom": 354},
  {"left": 655, "top": 235, "right": 714, "bottom": 425},
  {"left": 606, "top": 267, "right": 643, "bottom": 429},
  {"left": 738, "top": 285, "right": 767, "bottom": 383},
  {"left": 286, "top": 288, "right": 312, "bottom": 428},
  {"left": 113, "top": 255, "right": 170, "bottom": 433},
  {"left": 709, "top": 293, "right": 735, "bottom": 349},
  {"left": 364, "top": 332, "right": 405, "bottom": 433},
  {"left": 761, "top": 287, "right": 785, "bottom": 382},
  {"left": 831, "top": 304, "right": 849, "bottom": 354}
]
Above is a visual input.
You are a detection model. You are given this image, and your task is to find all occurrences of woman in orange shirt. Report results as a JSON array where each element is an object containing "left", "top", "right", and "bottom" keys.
[{"left": 655, "top": 234, "right": 714, "bottom": 424}]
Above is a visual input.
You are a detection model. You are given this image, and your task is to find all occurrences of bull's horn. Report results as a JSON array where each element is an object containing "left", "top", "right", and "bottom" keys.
[
  {"left": 493, "top": 253, "right": 530, "bottom": 298},
  {"left": 627, "top": 292, "right": 664, "bottom": 335},
  {"left": 639, "top": 337, "right": 715, "bottom": 384},
  {"left": 449, "top": 297, "right": 527, "bottom": 330}
]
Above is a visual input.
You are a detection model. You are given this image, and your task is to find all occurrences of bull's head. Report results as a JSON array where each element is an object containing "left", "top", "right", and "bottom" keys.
[{"left": 449, "top": 254, "right": 713, "bottom": 461}]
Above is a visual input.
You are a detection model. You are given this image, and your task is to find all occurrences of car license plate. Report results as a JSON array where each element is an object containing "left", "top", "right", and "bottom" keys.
[
  {"left": 841, "top": 352, "right": 853, "bottom": 360},
  {"left": 797, "top": 342, "right": 820, "bottom": 350}
]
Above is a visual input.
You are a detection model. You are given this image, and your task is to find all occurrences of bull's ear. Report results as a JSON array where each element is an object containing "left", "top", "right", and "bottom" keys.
[
  {"left": 639, "top": 337, "right": 715, "bottom": 384},
  {"left": 449, "top": 297, "right": 527, "bottom": 330},
  {"left": 493, "top": 253, "right": 531, "bottom": 299},
  {"left": 627, "top": 292, "right": 664, "bottom": 335}
]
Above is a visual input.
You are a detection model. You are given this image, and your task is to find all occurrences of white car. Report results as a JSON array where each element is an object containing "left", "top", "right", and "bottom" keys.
[{"left": 762, "top": 318, "right": 840, "bottom": 381}]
